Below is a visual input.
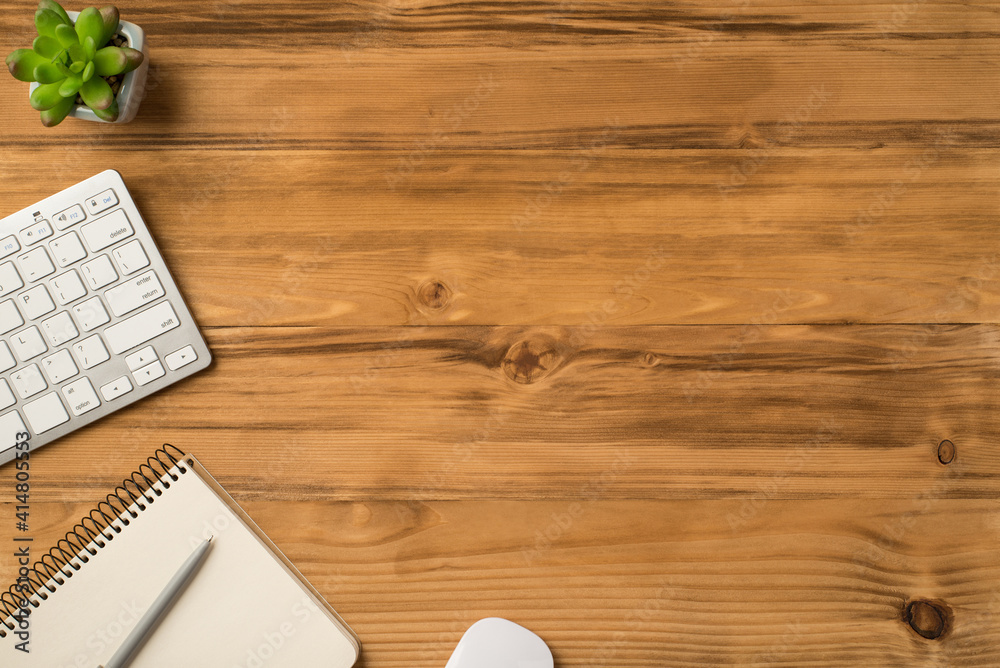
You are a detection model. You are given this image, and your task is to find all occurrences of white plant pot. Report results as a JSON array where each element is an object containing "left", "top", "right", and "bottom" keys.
[{"left": 28, "top": 11, "right": 150, "bottom": 124}]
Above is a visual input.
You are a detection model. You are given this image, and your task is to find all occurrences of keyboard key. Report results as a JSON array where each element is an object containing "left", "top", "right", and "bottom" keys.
[
  {"left": 72, "top": 334, "right": 110, "bottom": 370},
  {"left": 112, "top": 239, "right": 149, "bottom": 275},
  {"left": 86, "top": 189, "right": 118, "bottom": 215},
  {"left": 53, "top": 205, "right": 86, "bottom": 230},
  {"left": 104, "top": 301, "right": 180, "bottom": 354},
  {"left": 22, "top": 392, "right": 69, "bottom": 434},
  {"left": 133, "top": 360, "right": 165, "bottom": 386},
  {"left": 11, "top": 364, "right": 46, "bottom": 399},
  {"left": 72, "top": 296, "right": 110, "bottom": 332},
  {"left": 0, "top": 300, "right": 23, "bottom": 335},
  {"left": 62, "top": 377, "right": 100, "bottom": 416},
  {"left": 41, "top": 349, "right": 78, "bottom": 384},
  {"left": 18, "top": 219, "right": 53, "bottom": 245},
  {"left": 165, "top": 345, "right": 198, "bottom": 371},
  {"left": 0, "top": 342, "right": 14, "bottom": 372},
  {"left": 81, "top": 255, "right": 118, "bottom": 290},
  {"left": 125, "top": 346, "right": 157, "bottom": 371},
  {"left": 50, "top": 270, "right": 87, "bottom": 305},
  {"left": 49, "top": 232, "right": 87, "bottom": 267},
  {"left": 0, "top": 262, "right": 24, "bottom": 298},
  {"left": 41, "top": 311, "right": 79, "bottom": 346},
  {"left": 17, "top": 284, "right": 56, "bottom": 319},
  {"left": 0, "top": 411, "right": 28, "bottom": 451},
  {"left": 0, "top": 380, "right": 14, "bottom": 410},
  {"left": 106, "top": 270, "right": 164, "bottom": 317},
  {"left": 100, "top": 376, "right": 132, "bottom": 401},
  {"left": 0, "top": 236, "right": 19, "bottom": 260},
  {"left": 10, "top": 326, "right": 47, "bottom": 361},
  {"left": 16, "top": 247, "right": 55, "bottom": 281},
  {"left": 80, "top": 209, "right": 133, "bottom": 252}
]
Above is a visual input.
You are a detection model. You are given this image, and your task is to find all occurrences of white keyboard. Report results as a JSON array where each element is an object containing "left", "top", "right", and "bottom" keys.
[{"left": 0, "top": 171, "right": 211, "bottom": 463}]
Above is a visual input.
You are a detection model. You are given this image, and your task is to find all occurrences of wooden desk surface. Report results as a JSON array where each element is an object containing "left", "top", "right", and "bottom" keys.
[{"left": 1, "top": 0, "right": 999, "bottom": 665}]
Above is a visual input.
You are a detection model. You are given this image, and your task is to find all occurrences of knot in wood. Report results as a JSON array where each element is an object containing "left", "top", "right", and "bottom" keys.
[
  {"left": 502, "top": 336, "right": 563, "bottom": 384},
  {"left": 904, "top": 600, "right": 950, "bottom": 640},
  {"left": 417, "top": 280, "right": 452, "bottom": 311},
  {"left": 937, "top": 440, "right": 955, "bottom": 465},
  {"left": 736, "top": 127, "right": 763, "bottom": 150}
]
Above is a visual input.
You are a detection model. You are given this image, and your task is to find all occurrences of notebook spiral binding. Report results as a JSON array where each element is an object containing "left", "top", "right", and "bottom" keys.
[{"left": 0, "top": 444, "right": 188, "bottom": 638}]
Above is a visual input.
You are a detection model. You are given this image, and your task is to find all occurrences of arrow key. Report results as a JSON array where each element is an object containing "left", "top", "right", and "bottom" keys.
[
  {"left": 133, "top": 360, "right": 165, "bottom": 386},
  {"left": 100, "top": 376, "right": 133, "bottom": 401},
  {"left": 164, "top": 345, "right": 198, "bottom": 371}
]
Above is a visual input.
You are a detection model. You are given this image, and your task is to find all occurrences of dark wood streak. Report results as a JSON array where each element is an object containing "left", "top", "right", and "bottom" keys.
[{"left": 2, "top": 121, "right": 999, "bottom": 150}]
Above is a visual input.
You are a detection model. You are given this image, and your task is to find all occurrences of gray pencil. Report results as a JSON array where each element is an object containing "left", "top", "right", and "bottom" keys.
[{"left": 99, "top": 536, "right": 214, "bottom": 668}]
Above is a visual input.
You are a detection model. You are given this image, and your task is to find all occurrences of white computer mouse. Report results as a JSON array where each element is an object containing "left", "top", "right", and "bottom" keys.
[{"left": 445, "top": 618, "right": 554, "bottom": 668}]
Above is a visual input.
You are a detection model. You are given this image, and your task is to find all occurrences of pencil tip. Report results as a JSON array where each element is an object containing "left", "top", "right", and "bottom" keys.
[{"left": 208, "top": 535, "right": 214, "bottom": 543}]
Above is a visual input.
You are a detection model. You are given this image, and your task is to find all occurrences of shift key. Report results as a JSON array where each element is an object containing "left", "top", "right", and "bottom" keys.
[{"left": 105, "top": 301, "right": 180, "bottom": 354}]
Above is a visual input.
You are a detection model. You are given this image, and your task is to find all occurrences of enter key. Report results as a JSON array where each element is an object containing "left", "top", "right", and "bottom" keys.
[{"left": 105, "top": 270, "right": 165, "bottom": 317}]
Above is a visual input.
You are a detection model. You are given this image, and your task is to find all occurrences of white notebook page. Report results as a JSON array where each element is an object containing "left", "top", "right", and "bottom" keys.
[{"left": 4, "top": 459, "right": 357, "bottom": 667}]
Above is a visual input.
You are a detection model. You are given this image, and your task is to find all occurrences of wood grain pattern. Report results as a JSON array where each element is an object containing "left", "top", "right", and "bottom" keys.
[
  {"left": 5, "top": 498, "right": 1000, "bottom": 666},
  {"left": 1, "top": 149, "right": 997, "bottom": 327},
  {"left": 0, "top": 0, "right": 998, "bottom": 664},
  {"left": 10, "top": 324, "right": 1000, "bottom": 502},
  {"left": 2, "top": 48, "right": 1000, "bottom": 149}
]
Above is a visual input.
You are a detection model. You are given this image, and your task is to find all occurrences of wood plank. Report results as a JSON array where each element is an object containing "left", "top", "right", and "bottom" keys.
[
  {"left": 1, "top": 149, "right": 997, "bottom": 326},
  {"left": 6, "top": 0, "right": 1000, "bottom": 44},
  {"left": 0, "top": 10, "right": 997, "bottom": 149},
  {"left": 2, "top": 498, "right": 998, "bottom": 665},
  {"left": 11, "top": 324, "right": 999, "bottom": 502}
]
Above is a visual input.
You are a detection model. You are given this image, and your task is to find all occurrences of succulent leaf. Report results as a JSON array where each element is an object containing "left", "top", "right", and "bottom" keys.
[
  {"left": 92, "top": 47, "right": 124, "bottom": 76},
  {"left": 93, "top": 46, "right": 122, "bottom": 75},
  {"left": 69, "top": 60, "right": 85, "bottom": 74},
  {"left": 30, "top": 81, "right": 65, "bottom": 111},
  {"left": 34, "top": 8, "right": 67, "bottom": 39},
  {"left": 80, "top": 75, "right": 114, "bottom": 110},
  {"left": 84, "top": 36, "right": 97, "bottom": 61},
  {"left": 57, "top": 61, "right": 73, "bottom": 77},
  {"left": 67, "top": 43, "right": 86, "bottom": 62},
  {"left": 58, "top": 74, "right": 83, "bottom": 98},
  {"left": 32, "top": 35, "right": 62, "bottom": 59},
  {"left": 82, "top": 61, "right": 95, "bottom": 82},
  {"left": 38, "top": 1, "right": 72, "bottom": 26},
  {"left": 119, "top": 47, "right": 143, "bottom": 74},
  {"left": 98, "top": 6, "right": 121, "bottom": 46},
  {"left": 33, "top": 62, "right": 64, "bottom": 83},
  {"left": 40, "top": 94, "right": 75, "bottom": 127},
  {"left": 75, "top": 7, "right": 105, "bottom": 47},
  {"left": 91, "top": 97, "right": 119, "bottom": 122},
  {"left": 55, "top": 23, "right": 79, "bottom": 48},
  {"left": 6, "top": 48, "right": 48, "bottom": 82},
  {"left": 94, "top": 46, "right": 143, "bottom": 76}
]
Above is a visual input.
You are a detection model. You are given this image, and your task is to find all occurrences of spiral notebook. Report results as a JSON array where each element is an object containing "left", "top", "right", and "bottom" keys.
[{"left": 0, "top": 446, "right": 359, "bottom": 667}]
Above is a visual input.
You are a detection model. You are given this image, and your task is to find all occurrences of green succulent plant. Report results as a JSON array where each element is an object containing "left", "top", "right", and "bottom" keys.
[{"left": 5, "top": 1, "right": 144, "bottom": 126}]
